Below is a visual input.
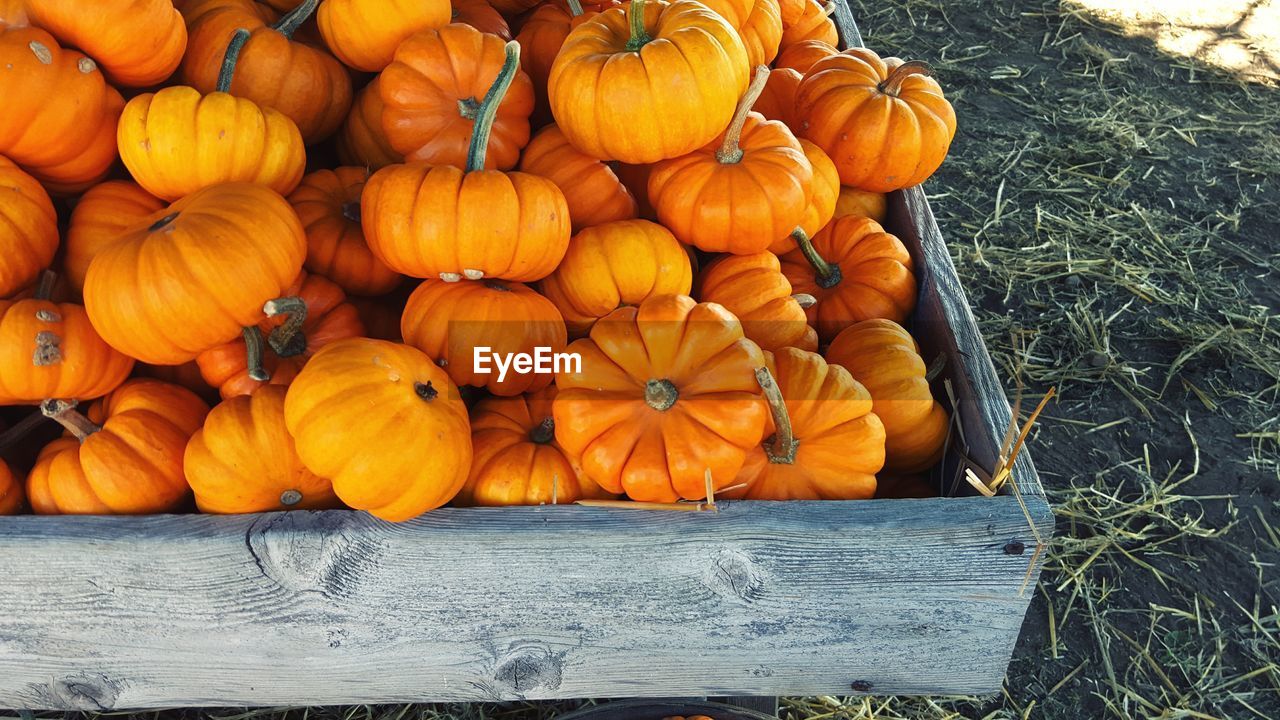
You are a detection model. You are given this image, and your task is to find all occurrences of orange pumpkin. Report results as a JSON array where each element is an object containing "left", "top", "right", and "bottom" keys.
[
  {"left": 135, "top": 361, "right": 218, "bottom": 402},
  {"left": 184, "top": 385, "right": 341, "bottom": 513},
  {"left": 450, "top": 0, "right": 510, "bottom": 40},
  {"left": 554, "top": 294, "right": 768, "bottom": 502},
  {"left": 487, "top": 0, "right": 541, "bottom": 16},
  {"left": 549, "top": 0, "right": 749, "bottom": 163},
  {"left": 515, "top": 0, "right": 611, "bottom": 128},
  {"left": 825, "top": 319, "right": 948, "bottom": 473},
  {"left": 284, "top": 337, "right": 473, "bottom": 521},
  {"left": 27, "top": 380, "right": 210, "bottom": 514},
  {"left": 0, "top": 26, "right": 124, "bottom": 193},
  {"left": 289, "top": 168, "right": 400, "bottom": 296},
  {"left": 649, "top": 68, "right": 813, "bottom": 254},
  {"left": 774, "top": 37, "right": 834, "bottom": 73},
  {"left": 0, "top": 157, "right": 58, "bottom": 298},
  {"left": 0, "top": 461, "right": 22, "bottom": 515},
  {"left": 401, "top": 278, "right": 567, "bottom": 396},
  {"left": 751, "top": 66, "right": 801, "bottom": 134},
  {"left": 64, "top": 182, "right": 166, "bottom": 292},
  {"left": 797, "top": 49, "right": 956, "bottom": 191},
  {"left": 778, "top": 217, "right": 916, "bottom": 342},
  {"left": 0, "top": 296, "right": 135, "bottom": 404},
  {"left": 0, "top": 0, "right": 28, "bottom": 27},
  {"left": 336, "top": 78, "right": 404, "bottom": 171},
  {"left": 834, "top": 186, "right": 888, "bottom": 222},
  {"left": 703, "top": 0, "right": 782, "bottom": 67},
  {"left": 83, "top": 183, "right": 307, "bottom": 365},
  {"left": 518, "top": 124, "right": 638, "bottom": 232},
  {"left": 779, "top": 0, "right": 835, "bottom": 50},
  {"left": 538, "top": 219, "right": 693, "bottom": 336},
  {"left": 317, "top": 0, "right": 451, "bottom": 72},
  {"left": 697, "top": 252, "right": 817, "bottom": 352},
  {"left": 380, "top": 23, "right": 534, "bottom": 170},
  {"left": 794, "top": 138, "right": 839, "bottom": 240},
  {"left": 27, "top": 0, "right": 187, "bottom": 87},
  {"left": 457, "top": 386, "right": 616, "bottom": 506}
]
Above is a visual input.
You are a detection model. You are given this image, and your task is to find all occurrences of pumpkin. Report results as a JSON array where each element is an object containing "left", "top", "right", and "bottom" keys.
[
  {"left": 182, "top": 0, "right": 353, "bottom": 143},
  {"left": 0, "top": 461, "right": 21, "bottom": 515},
  {"left": 518, "top": 124, "right": 638, "bottom": 232},
  {"left": 729, "top": 348, "right": 883, "bottom": 499},
  {"left": 538, "top": 219, "right": 693, "bottom": 336},
  {"left": 774, "top": 37, "right": 834, "bottom": 73},
  {"left": 0, "top": 0, "right": 27, "bottom": 27},
  {"left": 317, "top": 0, "right": 451, "bottom": 72},
  {"left": 0, "top": 26, "right": 125, "bottom": 193},
  {"left": 751, "top": 66, "right": 801, "bottom": 134},
  {"left": 27, "top": 0, "right": 187, "bottom": 87},
  {"left": 401, "top": 278, "right": 567, "bottom": 396},
  {"left": 775, "top": 0, "right": 803, "bottom": 24},
  {"left": 363, "top": 43, "right": 571, "bottom": 283},
  {"left": 65, "top": 182, "right": 166, "bottom": 292},
  {"left": 553, "top": 293, "right": 768, "bottom": 502},
  {"left": 825, "top": 318, "right": 948, "bottom": 473},
  {"left": 380, "top": 23, "right": 534, "bottom": 170},
  {"left": 834, "top": 186, "right": 888, "bottom": 222},
  {"left": 487, "top": 0, "right": 541, "bottom": 16},
  {"left": 184, "top": 385, "right": 340, "bottom": 513},
  {"left": 696, "top": 252, "right": 817, "bottom": 352},
  {"left": 337, "top": 78, "right": 404, "bottom": 171},
  {"left": 649, "top": 67, "right": 813, "bottom": 254},
  {"left": 515, "top": 0, "right": 611, "bottom": 128},
  {"left": 702, "top": 0, "right": 782, "bottom": 67},
  {"left": 778, "top": 217, "right": 916, "bottom": 342},
  {"left": 117, "top": 83, "right": 307, "bottom": 202},
  {"left": 197, "top": 271, "right": 365, "bottom": 398},
  {"left": 450, "top": 0, "right": 510, "bottom": 40},
  {"left": 83, "top": 183, "right": 307, "bottom": 365},
  {"left": 0, "top": 294, "right": 135, "bottom": 404},
  {"left": 0, "top": 157, "right": 58, "bottom": 299},
  {"left": 27, "top": 380, "right": 210, "bottom": 514},
  {"left": 794, "top": 138, "right": 839, "bottom": 240},
  {"left": 548, "top": 0, "right": 749, "bottom": 164},
  {"left": 457, "top": 386, "right": 615, "bottom": 506},
  {"left": 135, "top": 361, "right": 218, "bottom": 402},
  {"left": 289, "top": 168, "right": 400, "bottom": 296},
  {"left": 779, "top": 0, "right": 835, "bottom": 50},
  {"left": 284, "top": 337, "right": 473, "bottom": 521},
  {"left": 797, "top": 49, "right": 956, "bottom": 191}
]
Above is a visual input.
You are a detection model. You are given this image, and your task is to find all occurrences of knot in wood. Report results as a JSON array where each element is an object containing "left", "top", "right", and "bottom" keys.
[
  {"left": 493, "top": 645, "right": 564, "bottom": 697},
  {"left": 704, "top": 547, "right": 766, "bottom": 604},
  {"left": 48, "top": 673, "right": 122, "bottom": 711}
]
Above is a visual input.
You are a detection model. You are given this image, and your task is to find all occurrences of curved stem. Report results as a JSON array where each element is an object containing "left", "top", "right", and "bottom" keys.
[
  {"left": 566, "top": 0, "right": 584, "bottom": 16},
  {"left": 217, "top": 28, "right": 251, "bottom": 93},
  {"left": 644, "top": 378, "right": 678, "bottom": 411},
  {"left": 878, "top": 60, "right": 933, "bottom": 96},
  {"left": 264, "top": 296, "right": 309, "bottom": 358},
  {"left": 716, "top": 66, "right": 770, "bottom": 165},
  {"left": 755, "top": 367, "right": 797, "bottom": 464},
  {"left": 790, "top": 227, "right": 842, "bottom": 289},
  {"left": 243, "top": 326, "right": 271, "bottom": 382},
  {"left": 34, "top": 270, "right": 56, "bottom": 300},
  {"left": 529, "top": 417, "right": 556, "bottom": 444},
  {"left": 0, "top": 410, "right": 49, "bottom": 453},
  {"left": 39, "top": 399, "right": 100, "bottom": 442},
  {"left": 465, "top": 42, "right": 522, "bottom": 173},
  {"left": 272, "top": 0, "right": 319, "bottom": 38},
  {"left": 625, "top": 0, "right": 651, "bottom": 52}
]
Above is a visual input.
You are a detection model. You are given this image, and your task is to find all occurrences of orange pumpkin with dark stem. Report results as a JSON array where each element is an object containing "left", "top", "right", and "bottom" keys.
[
  {"left": 317, "top": 0, "right": 451, "bottom": 72},
  {"left": 778, "top": 216, "right": 916, "bottom": 342},
  {"left": 337, "top": 78, "right": 403, "bottom": 171},
  {"left": 0, "top": 157, "right": 57, "bottom": 299},
  {"left": 27, "top": 380, "right": 210, "bottom": 515},
  {"left": 284, "top": 338, "right": 473, "bottom": 521},
  {"left": 649, "top": 67, "right": 813, "bottom": 254},
  {"left": 0, "top": 26, "right": 124, "bottom": 193},
  {"left": 184, "top": 385, "right": 341, "bottom": 513},
  {"left": 751, "top": 66, "right": 801, "bottom": 134},
  {"left": 515, "top": 0, "right": 612, "bottom": 128},
  {"left": 363, "top": 43, "right": 571, "bottom": 283},
  {"left": 549, "top": 0, "right": 749, "bottom": 163},
  {"left": 774, "top": 37, "right": 834, "bottom": 73},
  {"left": 553, "top": 294, "right": 768, "bottom": 502},
  {"left": 0, "top": 461, "right": 22, "bottom": 515},
  {"left": 538, "top": 219, "right": 692, "bottom": 336},
  {"left": 794, "top": 138, "right": 839, "bottom": 240},
  {"left": 65, "top": 182, "right": 166, "bottom": 292},
  {"left": 27, "top": 0, "right": 187, "bottom": 87},
  {"left": 289, "top": 168, "right": 400, "bottom": 296},
  {"left": 834, "top": 186, "right": 888, "bottom": 222},
  {"left": 519, "top": 125, "right": 638, "bottom": 232},
  {"left": 779, "top": 0, "right": 835, "bottom": 50},
  {"left": 825, "top": 319, "right": 948, "bottom": 473},
  {"left": 83, "top": 183, "right": 307, "bottom": 365},
  {"left": 697, "top": 252, "right": 817, "bottom": 352},
  {"left": 797, "top": 49, "right": 956, "bottom": 191},
  {"left": 450, "top": 0, "right": 510, "bottom": 40}
]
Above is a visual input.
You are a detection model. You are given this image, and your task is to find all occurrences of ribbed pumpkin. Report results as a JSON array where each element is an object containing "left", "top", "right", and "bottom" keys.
[
  {"left": 363, "top": 43, "right": 571, "bottom": 283},
  {"left": 825, "top": 318, "right": 948, "bottom": 473},
  {"left": 336, "top": 78, "right": 403, "bottom": 171},
  {"left": 27, "top": 380, "right": 210, "bottom": 514},
  {"left": 797, "top": 49, "right": 956, "bottom": 191},
  {"left": 697, "top": 252, "right": 817, "bottom": 352},
  {"left": 401, "top": 278, "right": 567, "bottom": 396},
  {"left": 26, "top": 0, "right": 187, "bottom": 87},
  {"left": 457, "top": 387, "right": 616, "bottom": 506},
  {"left": 450, "top": 0, "right": 510, "bottom": 40},
  {"left": 538, "top": 219, "right": 693, "bottom": 336},
  {"left": 779, "top": 0, "right": 835, "bottom": 50},
  {"left": 184, "top": 385, "right": 341, "bottom": 513},
  {"left": 703, "top": 0, "right": 782, "bottom": 67},
  {"left": 774, "top": 37, "right": 834, "bottom": 73},
  {"left": 834, "top": 186, "right": 888, "bottom": 222},
  {"left": 778, "top": 216, "right": 916, "bottom": 342},
  {"left": 380, "top": 23, "right": 535, "bottom": 171},
  {"left": 0, "top": 461, "right": 21, "bottom": 515},
  {"left": 0, "top": 26, "right": 124, "bottom": 193},
  {"left": 0, "top": 157, "right": 57, "bottom": 298},
  {"left": 83, "top": 183, "right": 307, "bottom": 365},
  {"left": 549, "top": 0, "right": 749, "bottom": 163},
  {"left": 283, "top": 338, "right": 473, "bottom": 521},
  {"left": 0, "top": 296, "right": 134, "bottom": 404},
  {"left": 795, "top": 138, "right": 839, "bottom": 239},
  {"left": 518, "top": 124, "right": 638, "bottom": 232},
  {"left": 649, "top": 68, "right": 813, "bottom": 254},
  {"left": 515, "top": 0, "right": 612, "bottom": 128},
  {"left": 64, "top": 182, "right": 166, "bottom": 292},
  {"left": 289, "top": 168, "right": 400, "bottom": 296},
  {"left": 317, "top": 0, "right": 451, "bottom": 72},
  {"left": 751, "top": 66, "right": 801, "bottom": 134},
  {"left": 554, "top": 294, "right": 768, "bottom": 502}
]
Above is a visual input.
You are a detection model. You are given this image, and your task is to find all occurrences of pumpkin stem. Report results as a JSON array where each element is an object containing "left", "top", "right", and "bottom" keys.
[
  {"left": 0, "top": 410, "right": 49, "bottom": 453},
  {"left": 792, "top": 293, "right": 817, "bottom": 308},
  {"left": 243, "top": 326, "right": 271, "bottom": 381},
  {"left": 457, "top": 97, "right": 481, "bottom": 120},
  {"left": 465, "top": 42, "right": 522, "bottom": 173},
  {"left": 566, "top": 0, "right": 584, "bottom": 16},
  {"left": 644, "top": 378, "right": 678, "bottom": 412},
  {"left": 279, "top": 489, "right": 303, "bottom": 507},
  {"left": 34, "top": 270, "right": 56, "bottom": 300},
  {"left": 341, "top": 201, "right": 361, "bottom": 223},
  {"left": 529, "top": 416, "right": 556, "bottom": 444},
  {"left": 755, "top": 367, "right": 798, "bottom": 465},
  {"left": 217, "top": 28, "right": 251, "bottom": 93},
  {"left": 791, "top": 227, "right": 842, "bottom": 289},
  {"left": 716, "top": 66, "right": 771, "bottom": 165},
  {"left": 626, "top": 0, "right": 651, "bottom": 51},
  {"left": 39, "top": 399, "right": 101, "bottom": 443},
  {"left": 415, "top": 381, "right": 438, "bottom": 401},
  {"left": 264, "top": 296, "right": 309, "bottom": 358},
  {"left": 878, "top": 60, "right": 933, "bottom": 97},
  {"left": 272, "top": 0, "right": 319, "bottom": 38}
]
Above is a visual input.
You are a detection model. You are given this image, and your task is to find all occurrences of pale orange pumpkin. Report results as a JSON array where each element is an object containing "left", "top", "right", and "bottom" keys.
[{"left": 833, "top": 186, "right": 887, "bottom": 222}]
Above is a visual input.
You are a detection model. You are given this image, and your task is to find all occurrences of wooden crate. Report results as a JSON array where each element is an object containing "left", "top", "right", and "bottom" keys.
[{"left": 0, "top": 5, "right": 1053, "bottom": 710}]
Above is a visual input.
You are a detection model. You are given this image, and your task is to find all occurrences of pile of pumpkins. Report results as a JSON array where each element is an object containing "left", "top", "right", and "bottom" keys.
[{"left": 0, "top": 0, "right": 957, "bottom": 521}]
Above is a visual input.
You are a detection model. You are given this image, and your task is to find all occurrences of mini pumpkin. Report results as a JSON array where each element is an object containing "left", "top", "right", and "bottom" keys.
[
  {"left": 518, "top": 124, "right": 638, "bottom": 232},
  {"left": 0, "top": 157, "right": 58, "bottom": 298},
  {"left": 289, "top": 168, "right": 400, "bottom": 296},
  {"left": 779, "top": 0, "right": 836, "bottom": 50},
  {"left": 751, "top": 66, "right": 801, "bottom": 134},
  {"left": 834, "top": 186, "right": 888, "bottom": 222},
  {"left": 702, "top": 0, "right": 782, "bottom": 67},
  {"left": 0, "top": 461, "right": 22, "bottom": 515},
  {"left": 0, "top": 294, "right": 135, "bottom": 404},
  {"left": 450, "top": 0, "right": 511, "bottom": 40},
  {"left": 697, "top": 252, "right": 817, "bottom": 352},
  {"left": 336, "top": 78, "right": 404, "bottom": 171},
  {"left": 27, "top": 0, "right": 187, "bottom": 87},
  {"left": 794, "top": 138, "right": 839, "bottom": 243},
  {"left": 317, "top": 0, "right": 451, "bottom": 72},
  {"left": 515, "top": 0, "right": 612, "bottom": 127},
  {"left": 774, "top": 37, "right": 834, "bottom": 73},
  {"left": 64, "top": 182, "right": 166, "bottom": 292}
]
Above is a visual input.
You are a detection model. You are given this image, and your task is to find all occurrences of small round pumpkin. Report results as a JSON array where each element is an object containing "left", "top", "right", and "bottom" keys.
[
  {"left": 64, "top": 181, "right": 166, "bottom": 292},
  {"left": 518, "top": 124, "right": 638, "bottom": 232},
  {"left": 0, "top": 157, "right": 58, "bottom": 299},
  {"left": 774, "top": 37, "right": 835, "bottom": 73},
  {"left": 184, "top": 385, "right": 341, "bottom": 513},
  {"left": 702, "top": 0, "right": 782, "bottom": 67},
  {"left": 779, "top": 0, "right": 836, "bottom": 50},
  {"left": 336, "top": 78, "right": 404, "bottom": 171},
  {"left": 0, "top": 461, "right": 22, "bottom": 515},
  {"left": 283, "top": 338, "right": 473, "bottom": 522},
  {"left": 0, "top": 296, "right": 135, "bottom": 404},
  {"left": 696, "top": 252, "right": 817, "bottom": 352},
  {"left": 289, "top": 168, "right": 400, "bottom": 296},
  {"left": 515, "top": 0, "right": 612, "bottom": 128},
  {"left": 793, "top": 138, "right": 839, "bottom": 241},
  {"left": 26, "top": 0, "right": 187, "bottom": 87},
  {"left": 834, "top": 186, "right": 888, "bottom": 222},
  {"left": 751, "top": 66, "right": 801, "bottom": 134},
  {"left": 317, "top": 0, "right": 451, "bottom": 72},
  {"left": 450, "top": 0, "right": 511, "bottom": 40}
]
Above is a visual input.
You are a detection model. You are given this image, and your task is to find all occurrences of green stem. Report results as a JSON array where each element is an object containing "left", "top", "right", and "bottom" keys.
[
  {"left": 755, "top": 367, "right": 797, "bottom": 464},
  {"left": 791, "top": 227, "right": 842, "bottom": 289},
  {"left": 566, "top": 0, "right": 584, "bottom": 16},
  {"left": 716, "top": 66, "right": 770, "bottom": 165},
  {"left": 243, "top": 326, "right": 270, "bottom": 382},
  {"left": 465, "top": 41, "right": 522, "bottom": 173},
  {"left": 625, "top": 0, "right": 651, "bottom": 51},
  {"left": 878, "top": 60, "right": 933, "bottom": 96},
  {"left": 39, "top": 399, "right": 100, "bottom": 443},
  {"left": 272, "top": 0, "right": 320, "bottom": 38},
  {"left": 263, "top": 296, "right": 309, "bottom": 358},
  {"left": 217, "top": 28, "right": 251, "bottom": 93}
]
